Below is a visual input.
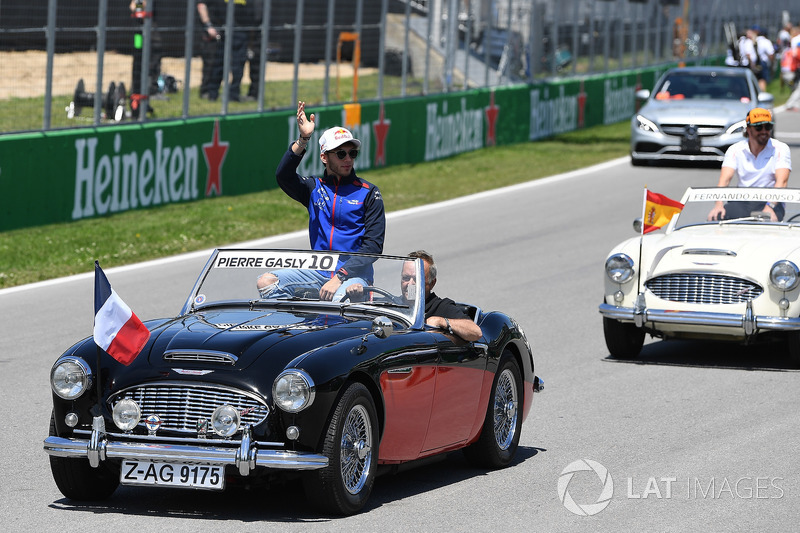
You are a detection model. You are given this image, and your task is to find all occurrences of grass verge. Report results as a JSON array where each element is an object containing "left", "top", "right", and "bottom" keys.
[{"left": 0, "top": 121, "right": 629, "bottom": 288}]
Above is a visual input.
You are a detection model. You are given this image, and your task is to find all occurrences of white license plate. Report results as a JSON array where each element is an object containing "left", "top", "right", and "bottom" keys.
[{"left": 120, "top": 460, "right": 225, "bottom": 490}]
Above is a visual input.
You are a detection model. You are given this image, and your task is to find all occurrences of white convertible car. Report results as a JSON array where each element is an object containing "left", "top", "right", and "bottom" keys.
[{"left": 599, "top": 187, "right": 800, "bottom": 366}]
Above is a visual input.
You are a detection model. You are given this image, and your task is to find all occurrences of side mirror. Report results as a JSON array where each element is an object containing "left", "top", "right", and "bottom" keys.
[
  {"left": 352, "top": 317, "right": 394, "bottom": 355},
  {"left": 757, "top": 92, "right": 774, "bottom": 105},
  {"left": 371, "top": 316, "right": 394, "bottom": 339},
  {"left": 633, "top": 217, "right": 643, "bottom": 233}
]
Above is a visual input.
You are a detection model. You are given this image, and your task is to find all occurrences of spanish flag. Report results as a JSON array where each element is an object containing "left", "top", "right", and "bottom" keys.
[{"left": 642, "top": 190, "right": 684, "bottom": 234}]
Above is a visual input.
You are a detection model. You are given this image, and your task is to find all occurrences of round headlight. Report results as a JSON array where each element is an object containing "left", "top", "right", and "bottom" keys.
[
  {"left": 112, "top": 398, "right": 142, "bottom": 431},
  {"left": 211, "top": 405, "right": 241, "bottom": 437},
  {"left": 273, "top": 370, "right": 315, "bottom": 413},
  {"left": 605, "top": 254, "right": 635, "bottom": 283},
  {"left": 770, "top": 260, "right": 800, "bottom": 291},
  {"left": 50, "top": 357, "right": 92, "bottom": 400}
]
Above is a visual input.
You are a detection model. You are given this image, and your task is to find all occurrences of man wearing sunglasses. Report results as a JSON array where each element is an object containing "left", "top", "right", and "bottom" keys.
[
  {"left": 258, "top": 101, "right": 385, "bottom": 301},
  {"left": 344, "top": 250, "right": 483, "bottom": 342},
  {"left": 707, "top": 108, "right": 792, "bottom": 221}
]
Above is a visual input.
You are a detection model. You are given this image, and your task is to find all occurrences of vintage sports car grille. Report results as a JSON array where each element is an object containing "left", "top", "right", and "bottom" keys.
[
  {"left": 646, "top": 273, "right": 763, "bottom": 304},
  {"left": 110, "top": 383, "right": 269, "bottom": 433}
]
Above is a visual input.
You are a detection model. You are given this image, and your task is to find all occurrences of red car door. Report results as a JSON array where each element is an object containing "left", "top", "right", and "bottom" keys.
[
  {"left": 378, "top": 343, "right": 439, "bottom": 463},
  {"left": 421, "top": 336, "right": 488, "bottom": 453}
]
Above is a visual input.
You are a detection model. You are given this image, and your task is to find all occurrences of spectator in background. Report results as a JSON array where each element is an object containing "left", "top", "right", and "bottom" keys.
[
  {"left": 129, "top": 0, "right": 162, "bottom": 97},
  {"left": 751, "top": 26, "right": 775, "bottom": 91},
  {"left": 244, "top": 0, "right": 263, "bottom": 103},
  {"left": 785, "top": 38, "right": 800, "bottom": 110},
  {"left": 777, "top": 21, "right": 793, "bottom": 56},
  {"left": 779, "top": 25, "right": 799, "bottom": 91},
  {"left": 196, "top": 0, "right": 253, "bottom": 102},
  {"left": 737, "top": 31, "right": 756, "bottom": 70},
  {"left": 197, "top": 0, "right": 221, "bottom": 100}
]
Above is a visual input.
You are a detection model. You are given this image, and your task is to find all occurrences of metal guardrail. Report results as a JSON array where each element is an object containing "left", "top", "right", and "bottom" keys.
[{"left": 0, "top": 0, "right": 790, "bottom": 135}]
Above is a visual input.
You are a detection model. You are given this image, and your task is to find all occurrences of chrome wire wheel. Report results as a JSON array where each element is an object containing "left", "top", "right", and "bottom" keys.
[
  {"left": 493, "top": 367, "right": 519, "bottom": 450},
  {"left": 303, "top": 382, "right": 378, "bottom": 515},
  {"left": 464, "top": 351, "right": 523, "bottom": 468},
  {"left": 340, "top": 404, "right": 373, "bottom": 495}
]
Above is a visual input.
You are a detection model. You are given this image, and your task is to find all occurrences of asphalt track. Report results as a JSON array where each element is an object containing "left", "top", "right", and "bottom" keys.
[{"left": 3, "top": 109, "right": 800, "bottom": 532}]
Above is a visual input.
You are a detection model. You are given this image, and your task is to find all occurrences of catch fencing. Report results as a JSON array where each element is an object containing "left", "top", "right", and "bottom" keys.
[{"left": 0, "top": 0, "right": 791, "bottom": 136}]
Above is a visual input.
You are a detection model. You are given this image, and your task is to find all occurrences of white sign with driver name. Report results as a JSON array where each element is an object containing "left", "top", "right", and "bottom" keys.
[
  {"left": 214, "top": 251, "right": 339, "bottom": 270},
  {"left": 684, "top": 188, "right": 800, "bottom": 204}
]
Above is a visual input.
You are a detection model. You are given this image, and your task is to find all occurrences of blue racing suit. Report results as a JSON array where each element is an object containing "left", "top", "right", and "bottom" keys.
[{"left": 275, "top": 148, "right": 385, "bottom": 283}]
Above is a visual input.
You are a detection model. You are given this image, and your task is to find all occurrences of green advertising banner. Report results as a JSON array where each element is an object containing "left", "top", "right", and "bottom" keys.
[{"left": 0, "top": 65, "right": 671, "bottom": 232}]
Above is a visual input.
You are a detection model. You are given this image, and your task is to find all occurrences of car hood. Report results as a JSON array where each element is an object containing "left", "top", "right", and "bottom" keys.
[
  {"left": 642, "top": 226, "right": 800, "bottom": 278},
  {"left": 639, "top": 100, "right": 750, "bottom": 125},
  {"left": 139, "top": 308, "right": 366, "bottom": 373}
]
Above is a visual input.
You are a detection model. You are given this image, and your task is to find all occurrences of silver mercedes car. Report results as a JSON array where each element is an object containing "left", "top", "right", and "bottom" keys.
[{"left": 630, "top": 66, "right": 774, "bottom": 165}]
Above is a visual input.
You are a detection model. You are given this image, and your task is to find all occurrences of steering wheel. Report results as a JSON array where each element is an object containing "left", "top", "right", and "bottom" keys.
[
  {"left": 361, "top": 286, "right": 403, "bottom": 305},
  {"left": 787, "top": 213, "right": 800, "bottom": 223}
]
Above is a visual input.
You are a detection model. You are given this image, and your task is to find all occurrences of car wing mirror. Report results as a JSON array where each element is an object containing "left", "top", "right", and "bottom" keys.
[
  {"left": 352, "top": 316, "right": 394, "bottom": 355},
  {"left": 371, "top": 316, "right": 394, "bottom": 339}
]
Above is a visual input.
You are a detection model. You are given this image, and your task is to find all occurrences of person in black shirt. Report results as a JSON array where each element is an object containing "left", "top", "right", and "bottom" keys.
[
  {"left": 403, "top": 250, "right": 482, "bottom": 341},
  {"left": 347, "top": 250, "right": 482, "bottom": 341}
]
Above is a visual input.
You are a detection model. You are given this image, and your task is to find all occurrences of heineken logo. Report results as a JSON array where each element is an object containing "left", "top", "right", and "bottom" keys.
[{"left": 71, "top": 120, "right": 228, "bottom": 220}]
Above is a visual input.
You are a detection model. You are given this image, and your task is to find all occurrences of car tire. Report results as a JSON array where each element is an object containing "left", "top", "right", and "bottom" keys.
[
  {"left": 788, "top": 331, "right": 800, "bottom": 368},
  {"left": 463, "top": 350, "right": 523, "bottom": 469},
  {"left": 48, "top": 411, "right": 119, "bottom": 500},
  {"left": 603, "top": 317, "right": 645, "bottom": 359},
  {"left": 303, "top": 382, "right": 379, "bottom": 516},
  {"left": 631, "top": 157, "right": 647, "bottom": 167}
]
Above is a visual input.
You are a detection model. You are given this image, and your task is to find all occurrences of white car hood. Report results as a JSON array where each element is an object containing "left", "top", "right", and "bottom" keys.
[
  {"left": 640, "top": 100, "right": 750, "bottom": 125},
  {"left": 642, "top": 226, "right": 800, "bottom": 279}
]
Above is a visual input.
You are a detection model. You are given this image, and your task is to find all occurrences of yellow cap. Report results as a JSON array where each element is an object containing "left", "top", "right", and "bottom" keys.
[{"left": 746, "top": 108, "right": 773, "bottom": 125}]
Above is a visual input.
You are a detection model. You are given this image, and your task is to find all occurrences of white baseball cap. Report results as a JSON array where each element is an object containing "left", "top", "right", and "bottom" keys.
[{"left": 319, "top": 126, "right": 361, "bottom": 154}]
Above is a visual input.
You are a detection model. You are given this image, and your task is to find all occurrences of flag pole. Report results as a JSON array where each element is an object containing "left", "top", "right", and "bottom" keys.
[
  {"left": 93, "top": 261, "right": 104, "bottom": 417},
  {"left": 637, "top": 188, "right": 647, "bottom": 295},
  {"left": 94, "top": 345, "right": 104, "bottom": 417}
]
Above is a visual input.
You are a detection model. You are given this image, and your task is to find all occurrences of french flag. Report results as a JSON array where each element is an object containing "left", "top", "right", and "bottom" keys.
[{"left": 93, "top": 262, "right": 150, "bottom": 366}]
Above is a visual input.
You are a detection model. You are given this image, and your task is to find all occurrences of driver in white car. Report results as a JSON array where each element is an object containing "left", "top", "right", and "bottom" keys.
[{"left": 707, "top": 108, "right": 792, "bottom": 222}]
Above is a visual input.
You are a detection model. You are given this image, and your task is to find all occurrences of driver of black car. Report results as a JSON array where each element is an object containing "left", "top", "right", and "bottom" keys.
[{"left": 345, "top": 250, "right": 483, "bottom": 342}]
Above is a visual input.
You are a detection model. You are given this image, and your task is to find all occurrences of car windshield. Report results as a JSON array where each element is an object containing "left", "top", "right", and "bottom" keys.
[
  {"left": 186, "top": 249, "right": 424, "bottom": 325},
  {"left": 673, "top": 187, "right": 800, "bottom": 230},
  {"left": 654, "top": 73, "right": 751, "bottom": 101}
]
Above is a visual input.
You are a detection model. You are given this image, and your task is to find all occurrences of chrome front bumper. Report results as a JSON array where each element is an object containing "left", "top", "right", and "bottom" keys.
[
  {"left": 43, "top": 417, "right": 327, "bottom": 476},
  {"left": 599, "top": 302, "right": 800, "bottom": 335}
]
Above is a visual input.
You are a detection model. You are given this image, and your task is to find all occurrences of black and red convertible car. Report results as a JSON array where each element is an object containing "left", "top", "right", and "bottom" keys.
[{"left": 44, "top": 249, "right": 542, "bottom": 515}]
